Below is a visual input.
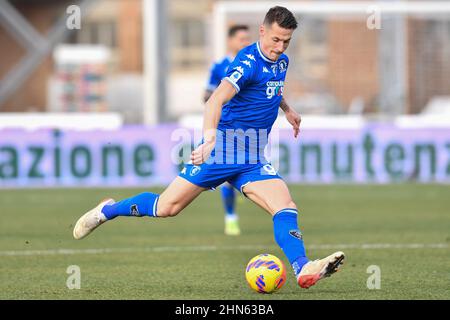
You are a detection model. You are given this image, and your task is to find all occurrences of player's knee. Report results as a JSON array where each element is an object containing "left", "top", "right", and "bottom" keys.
[
  {"left": 273, "top": 201, "right": 297, "bottom": 214},
  {"left": 156, "top": 203, "right": 180, "bottom": 218},
  {"left": 286, "top": 201, "right": 297, "bottom": 211}
]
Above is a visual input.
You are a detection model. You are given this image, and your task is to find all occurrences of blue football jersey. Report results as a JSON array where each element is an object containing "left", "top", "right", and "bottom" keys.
[
  {"left": 216, "top": 42, "right": 289, "bottom": 164},
  {"left": 206, "top": 56, "right": 233, "bottom": 91},
  {"left": 221, "top": 42, "right": 288, "bottom": 132}
]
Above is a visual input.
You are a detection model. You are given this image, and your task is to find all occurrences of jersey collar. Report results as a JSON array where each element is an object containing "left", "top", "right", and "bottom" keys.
[{"left": 256, "top": 42, "right": 278, "bottom": 64}]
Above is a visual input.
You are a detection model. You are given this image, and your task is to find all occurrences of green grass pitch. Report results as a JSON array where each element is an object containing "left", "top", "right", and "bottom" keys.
[{"left": 0, "top": 184, "right": 449, "bottom": 300}]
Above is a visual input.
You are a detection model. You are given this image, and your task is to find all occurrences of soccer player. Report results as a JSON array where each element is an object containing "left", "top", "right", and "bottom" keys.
[
  {"left": 204, "top": 25, "right": 251, "bottom": 236},
  {"left": 73, "top": 6, "right": 345, "bottom": 289}
]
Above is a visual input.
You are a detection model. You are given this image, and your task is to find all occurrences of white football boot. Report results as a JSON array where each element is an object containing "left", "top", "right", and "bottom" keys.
[
  {"left": 297, "top": 251, "right": 345, "bottom": 289},
  {"left": 73, "top": 199, "right": 115, "bottom": 240}
]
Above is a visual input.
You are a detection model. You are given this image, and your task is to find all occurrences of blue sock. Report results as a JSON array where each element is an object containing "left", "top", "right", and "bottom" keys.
[
  {"left": 273, "top": 208, "right": 309, "bottom": 276},
  {"left": 221, "top": 184, "right": 236, "bottom": 216},
  {"left": 101, "top": 192, "right": 159, "bottom": 220}
]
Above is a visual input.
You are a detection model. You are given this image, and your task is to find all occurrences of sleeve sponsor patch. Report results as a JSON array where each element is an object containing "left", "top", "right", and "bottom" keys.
[{"left": 229, "top": 70, "right": 243, "bottom": 84}]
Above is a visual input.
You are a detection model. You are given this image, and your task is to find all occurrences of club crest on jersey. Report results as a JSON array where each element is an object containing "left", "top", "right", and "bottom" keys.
[
  {"left": 279, "top": 60, "right": 287, "bottom": 73},
  {"left": 190, "top": 165, "right": 201, "bottom": 176}
]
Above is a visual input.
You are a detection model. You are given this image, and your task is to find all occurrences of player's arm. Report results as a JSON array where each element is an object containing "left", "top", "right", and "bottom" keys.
[
  {"left": 203, "top": 90, "right": 213, "bottom": 103},
  {"left": 280, "top": 97, "right": 301, "bottom": 138},
  {"left": 191, "top": 80, "right": 237, "bottom": 165}
]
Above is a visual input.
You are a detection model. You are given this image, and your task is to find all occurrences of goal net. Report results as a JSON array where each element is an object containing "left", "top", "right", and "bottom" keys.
[{"left": 211, "top": 1, "right": 450, "bottom": 116}]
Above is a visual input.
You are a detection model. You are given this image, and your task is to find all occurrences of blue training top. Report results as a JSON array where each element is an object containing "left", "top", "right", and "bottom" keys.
[{"left": 206, "top": 56, "right": 233, "bottom": 92}]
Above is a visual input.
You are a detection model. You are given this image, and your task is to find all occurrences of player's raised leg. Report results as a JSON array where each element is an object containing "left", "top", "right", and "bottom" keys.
[
  {"left": 73, "top": 177, "right": 206, "bottom": 240},
  {"left": 242, "top": 178, "right": 345, "bottom": 289},
  {"left": 221, "top": 182, "right": 241, "bottom": 236}
]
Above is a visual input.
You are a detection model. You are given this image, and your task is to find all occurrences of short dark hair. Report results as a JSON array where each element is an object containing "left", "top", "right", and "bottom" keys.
[
  {"left": 228, "top": 25, "right": 249, "bottom": 38},
  {"left": 263, "top": 6, "right": 298, "bottom": 30}
]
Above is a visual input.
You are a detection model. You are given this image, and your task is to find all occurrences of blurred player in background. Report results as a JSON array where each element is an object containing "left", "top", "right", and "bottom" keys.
[
  {"left": 73, "top": 6, "right": 345, "bottom": 289},
  {"left": 204, "top": 25, "right": 250, "bottom": 236}
]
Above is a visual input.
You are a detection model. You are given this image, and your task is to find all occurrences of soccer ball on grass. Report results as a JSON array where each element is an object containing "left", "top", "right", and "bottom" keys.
[{"left": 245, "top": 254, "right": 286, "bottom": 294}]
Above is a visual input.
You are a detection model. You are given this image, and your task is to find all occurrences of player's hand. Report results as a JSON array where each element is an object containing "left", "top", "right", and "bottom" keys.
[
  {"left": 191, "top": 141, "right": 215, "bottom": 165},
  {"left": 285, "top": 108, "right": 301, "bottom": 138}
]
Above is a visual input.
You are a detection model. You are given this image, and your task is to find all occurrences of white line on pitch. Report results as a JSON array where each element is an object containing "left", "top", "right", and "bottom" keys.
[{"left": 0, "top": 243, "right": 448, "bottom": 257}]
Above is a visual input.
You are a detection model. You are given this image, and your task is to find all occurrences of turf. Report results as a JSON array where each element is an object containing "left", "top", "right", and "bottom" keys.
[{"left": 0, "top": 184, "right": 449, "bottom": 300}]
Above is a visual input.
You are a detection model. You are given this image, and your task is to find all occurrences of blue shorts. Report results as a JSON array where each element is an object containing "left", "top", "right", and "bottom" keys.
[{"left": 179, "top": 162, "right": 282, "bottom": 194}]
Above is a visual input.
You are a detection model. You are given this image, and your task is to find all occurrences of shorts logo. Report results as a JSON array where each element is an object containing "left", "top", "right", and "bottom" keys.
[
  {"left": 262, "top": 164, "right": 277, "bottom": 175},
  {"left": 190, "top": 166, "right": 201, "bottom": 176},
  {"left": 289, "top": 230, "right": 303, "bottom": 240},
  {"left": 130, "top": 204, "right": 140, "bottom": 216}
]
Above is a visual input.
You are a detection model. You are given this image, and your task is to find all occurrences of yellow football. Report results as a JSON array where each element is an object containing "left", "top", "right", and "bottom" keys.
[{"left": 245, "top": 254, "right": 286, "bottom": 293}]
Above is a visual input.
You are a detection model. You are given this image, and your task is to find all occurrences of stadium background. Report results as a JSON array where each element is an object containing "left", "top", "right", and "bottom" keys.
[{"left": 0, "top": 0, "right": 449, "bottom": 300}]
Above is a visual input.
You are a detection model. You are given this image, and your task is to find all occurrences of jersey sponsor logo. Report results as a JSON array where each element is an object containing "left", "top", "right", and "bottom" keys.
[
  {"left": 279, "top": 59, "right": 287, "bottom": 73},
  {"left": 266, "top": 81, "right": 284, "bottom": 99},
  {"left": 266, "top": 81, "right": 284, "bottom": 86},
  {"left": 190, "top": 165, "right": 201, "bottom": 176},
  {"left": 289, "top": 230, "right": 303, "bottom": 240},
  {"left": 262, "top": 66, "right": 270, "bottom": 73},
  {"left": 130, "top": 204, "right": 140, "bottom": 216},
  {"left": 181, "top": 167, "right": 187, "bottom": 175},
  {"left": 246, "top": 54, "right": 256, "bottom": 61}
]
